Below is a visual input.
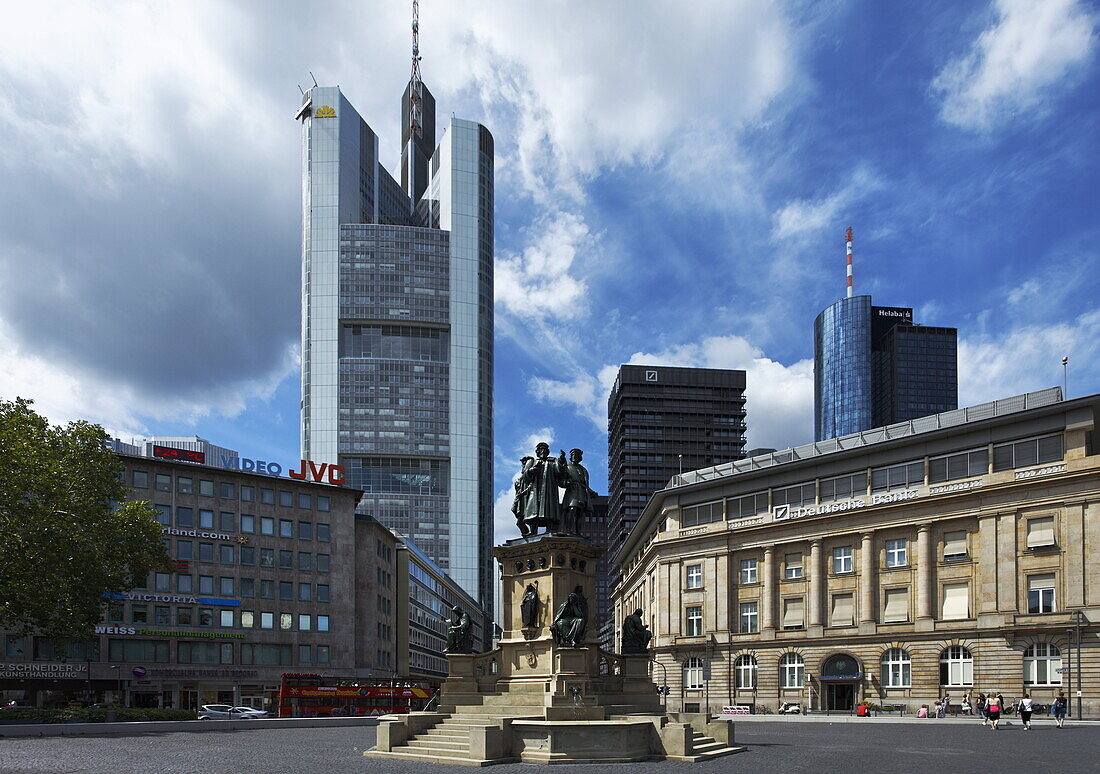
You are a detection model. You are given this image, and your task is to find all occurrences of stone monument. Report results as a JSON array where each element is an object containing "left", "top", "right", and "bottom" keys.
[{"left": 367, "top": 442, "right": 743, "bottom": 765}]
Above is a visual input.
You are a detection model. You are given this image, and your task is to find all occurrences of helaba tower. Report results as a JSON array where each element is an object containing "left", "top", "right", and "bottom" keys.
[{"left": 297, "top": 8, "right": 494, "bottom": 611}]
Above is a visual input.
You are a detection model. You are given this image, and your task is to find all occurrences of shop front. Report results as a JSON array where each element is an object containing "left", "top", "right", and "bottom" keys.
[{"left": 814, "top": 654, "right": 864, "bottom": 712}]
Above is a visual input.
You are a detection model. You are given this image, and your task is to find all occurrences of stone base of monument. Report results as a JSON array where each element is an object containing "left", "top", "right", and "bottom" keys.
[{"left": 365, "top": 535, "right": 744, "bottom": 765}]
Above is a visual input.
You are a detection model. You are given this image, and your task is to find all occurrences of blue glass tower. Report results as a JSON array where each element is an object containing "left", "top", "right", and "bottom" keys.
[
  {"left": 298, "top": 80, "right": 494, "bottom": 611},
  {"left": 814, "top": 296, "right": 874, "bottom": 441}
]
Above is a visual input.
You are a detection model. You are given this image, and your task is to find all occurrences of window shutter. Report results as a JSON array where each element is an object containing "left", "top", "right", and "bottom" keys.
[
  {"left": 1028, "top": 573, "right": 1055, "bottom": 591},
  {"left": 943, "top": 531, "right": 968, "bottom": 557},
  {"left": 782, "top": 597, "right": 805, "bottom": 628},
  {"left": 883, "top": 588, "right": 909, "bottom": 622},
  {"left": 1026, "top": 517, "right": 1055, "bottom": 548},
  {"left": 830, "top": 594, "right": 854, "bottom": 626},
  {"left": 941, "top": 583, "right": 969, "bottom": 620}
]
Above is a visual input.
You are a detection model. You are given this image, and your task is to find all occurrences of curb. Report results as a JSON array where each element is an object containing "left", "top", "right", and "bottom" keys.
[
  {"left": 0, "top": 716, "right": 379, "bottom": 738},
  {"left": 728, "top": 715, "right": 1091, "bottom": 725}
]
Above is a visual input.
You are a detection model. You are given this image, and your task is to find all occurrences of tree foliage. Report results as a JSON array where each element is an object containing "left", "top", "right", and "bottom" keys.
[{"left": 0, "top": 397, "right": 170, "bottom": 642}]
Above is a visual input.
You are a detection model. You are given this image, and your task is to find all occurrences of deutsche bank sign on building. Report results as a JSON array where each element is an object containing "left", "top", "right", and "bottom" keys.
[{"left": 771, "top": 482, "right": 983, "bottom": 523}]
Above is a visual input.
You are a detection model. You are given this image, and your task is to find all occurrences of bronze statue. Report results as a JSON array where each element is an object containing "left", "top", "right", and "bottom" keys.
[
  {"left": 445, "top": 605, "right": 473, "bottom": 653},
  {"left": 518, "top": 443, "right": 566, "bottom": 533},
  {"left": 621, "top": 608, "right": 652, "bottom": 654},
  {"left": 511, "top": 456, "right": 534, "bottom": 537},
  {"left": 521, "top": 582, "right": 539, "bottom": 628},
  {"left": 560, "top": 448, "right": 596, "bottom": 534},
  {"left": 550, "top": 585, "right": 588, "bottom": 647}
]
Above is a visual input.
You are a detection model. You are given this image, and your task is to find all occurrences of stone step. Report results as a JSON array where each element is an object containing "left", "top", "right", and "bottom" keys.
[
  {"left": 423, "top": 729, "right": 470, "bottom": 738},
  {"left": 694, "top": 746, "right": 745, "bottom": 761},
  {"left": 405, "top": 739, "right": 471, "bottom": 752},
  {"left": 367, "top": 749, "right": 489, "bottom": 766}
]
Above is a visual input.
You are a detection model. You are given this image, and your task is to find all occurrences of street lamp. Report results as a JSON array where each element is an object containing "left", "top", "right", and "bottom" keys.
[
  {"left": 1073, "top": 610, "right": 1084, "bottom": 720},
  {"left": 108, "top": 665, "right": 121, "bottom": 707}
]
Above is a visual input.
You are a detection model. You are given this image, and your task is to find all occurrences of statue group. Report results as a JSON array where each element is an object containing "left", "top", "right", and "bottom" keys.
[{"left": 511, "top": 443, "right": 597, "bottom": 537}]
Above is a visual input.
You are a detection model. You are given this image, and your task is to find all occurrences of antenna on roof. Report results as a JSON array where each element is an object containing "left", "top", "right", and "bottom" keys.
[
  {"left": 310, "top": 71, "right": 319, "bottom": 88},
  {"left": 297, "top": 84, "right": 304, "bottom": 95},
  {"left": 409, "top": 0, "right": 424, "bottom": 139},
  {"left": 845, "top": 226, "right": 854, "bottom": 299}
]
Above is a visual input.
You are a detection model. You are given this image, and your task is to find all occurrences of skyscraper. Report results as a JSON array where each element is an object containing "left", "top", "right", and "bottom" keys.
[
  {"left": 606, "top": 364, "right": 747, "bottom": 569},
  {"left": 814, "top": 299, "right": 958, "bottom": 441},
  {"left": 297, "top": 38, "right": 494, "bottom": 609}
]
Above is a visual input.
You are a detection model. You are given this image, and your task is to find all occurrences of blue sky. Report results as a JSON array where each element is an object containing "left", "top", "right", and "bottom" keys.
[{"left": 1, "top": 1, "right": 1098, "bottom": 543}]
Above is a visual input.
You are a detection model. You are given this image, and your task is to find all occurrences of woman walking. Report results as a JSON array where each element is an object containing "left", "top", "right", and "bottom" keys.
[
  {"left": 1052, "top": 691, "right": 1068, "bottom": 728},
  {"left": 986, "top": 692, "right": 1002, "bottom": 730},
  {"left": 977, "top": 692, "right": 988, "bottom": 725},
  {"left": 1018, "top": 692, "right": 1034, "bottom": 729}
]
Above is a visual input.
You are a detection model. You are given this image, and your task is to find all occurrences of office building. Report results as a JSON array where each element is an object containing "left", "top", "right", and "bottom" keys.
[
  {"left": 576, "top": 495, "right": 611, "bottom": 647},
  {"left": 607, "top": 365, "right": 747, "bottom": 565},
  {"left": 296, "top": 38, "right": 494, "bottom": 610},
  {"left": 815, "top": 299, "right": 957, "bottom": 442},
  {"left": 613, "top": 387, "right": 1099, "bottom": 716}
]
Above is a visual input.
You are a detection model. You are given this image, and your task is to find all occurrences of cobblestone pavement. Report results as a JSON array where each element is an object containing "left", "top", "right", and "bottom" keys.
[{"left": 1, "top": 720, "right": 1097, "bottom": 774}]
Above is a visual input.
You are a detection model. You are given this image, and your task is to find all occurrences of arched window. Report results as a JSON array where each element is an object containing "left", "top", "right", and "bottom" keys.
[
  {"left": 939, "top": 646, "right": 973, "bottom": 686},
  {"left": 780, "top": 653, "right": 804, "bottom": 688},
  {"left": 881, "top": 648, "right": 911, "bottom": 688},
  {"left": 1024, "top": 643, "right": 1062, "bottom": 686},
  {"left": 735, "top": 655, "right": 757, "bottom": 690},
  {"left": 683, "top": 657, "right": 704, "bottom": 690}
]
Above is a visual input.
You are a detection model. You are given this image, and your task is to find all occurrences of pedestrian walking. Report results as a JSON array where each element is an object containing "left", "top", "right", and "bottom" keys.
[
  {"left": 977, "top": 692, "right": 988, "bottom": 725},
  {"left": 962, "top": 691, "right": 973, "bottom": 716},
  {"left": 987, "top": 692, "right": 1002, "bottom": 730},
  {"left": 1052, "top": 691, "right": 1068, "bottom": 728},
  {"left": 1019, "top": 692, "right": 1034, "bottom": 729}
]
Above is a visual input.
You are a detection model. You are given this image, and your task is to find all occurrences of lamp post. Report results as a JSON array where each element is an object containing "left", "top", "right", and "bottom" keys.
[
  {"left": 108, "top": 665, "right": 121, "bottom": 707},
  {"left": 1062, "top": 356, "right": 1069, "bottom": 397},
  {"left": 651, "top": 656, "right": 668, "bottom": 709},
  {"left": 1073, "top": 610, "right": 1084, "bottom": 720}
]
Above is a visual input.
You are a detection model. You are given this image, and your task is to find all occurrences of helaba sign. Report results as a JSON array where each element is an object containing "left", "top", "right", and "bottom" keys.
[{"left": 219, "top": 455, "right": 345, "bottom": 484}]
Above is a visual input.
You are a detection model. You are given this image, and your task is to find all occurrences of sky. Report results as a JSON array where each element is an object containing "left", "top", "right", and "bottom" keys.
[{"left": 1, "top": 0, "right": 1098, "bottom": 545}]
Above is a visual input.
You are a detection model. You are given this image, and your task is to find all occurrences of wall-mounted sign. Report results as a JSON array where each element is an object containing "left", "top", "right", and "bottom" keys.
[
  {"left": 289, "top": 460, "right": 346, "bottom": 485},
  {"left": 132, "top": 666, "right": 148, "bottom": 678},
  {"left": 152, "top": 445, "right": 205, "bottom": 464},
  {"left": 314, "top": 105, "right": 336, "bottom": 118},
  {"left": 1, "top": 662, "right": 88, "bottom": 679},
  {"left": 218, "top": 455, "right": 345, "bottom": 484},
  {"left": 771, "top": 479, "right": 988, "bottom": 523},
  {"left": 220, "top": 455, "right": 284, "bottom": 476},
  {"left": 162, "top": 527, "right": 232, "bottom": 541}
]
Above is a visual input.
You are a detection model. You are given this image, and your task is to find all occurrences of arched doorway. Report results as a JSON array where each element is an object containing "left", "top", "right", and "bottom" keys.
[{"left": 819, "top": 653, "right": 862, "bottom": 712}]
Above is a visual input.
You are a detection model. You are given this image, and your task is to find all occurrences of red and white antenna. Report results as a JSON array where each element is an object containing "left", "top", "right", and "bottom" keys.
[
  {"left": 845, "top": 226, "right": 854, "bottom": 298},
  {"left": 409, "top": 0, "right": 424, "bottom": 140}
]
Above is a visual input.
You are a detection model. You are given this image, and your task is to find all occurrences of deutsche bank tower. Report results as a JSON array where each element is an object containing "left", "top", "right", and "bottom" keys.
[{"left": 296, "top": 75, "right": 494, "bottom": 611}]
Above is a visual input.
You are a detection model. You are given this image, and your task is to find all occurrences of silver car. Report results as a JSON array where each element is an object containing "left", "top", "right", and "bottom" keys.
[{"left": 198, "top": 704, "right": 267, "bottom": 720}]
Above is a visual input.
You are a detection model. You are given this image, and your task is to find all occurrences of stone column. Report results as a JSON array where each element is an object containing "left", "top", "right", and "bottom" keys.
[
  {"left": 859, "top": 532, "right": 876, "bottom": 629},
  {"left": 809, "top": 540, "right": 823, "bottom": 628},
  {"left": 762, "top": 546, "right": 775, "bottom": 633},
  {"left": 916, "top": 524, "right": 933, "bottom": 627}
]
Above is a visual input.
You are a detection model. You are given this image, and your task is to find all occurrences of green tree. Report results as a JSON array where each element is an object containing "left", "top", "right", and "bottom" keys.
[{"left": 0, "top": 397, "right": 170, "bottom": 642}]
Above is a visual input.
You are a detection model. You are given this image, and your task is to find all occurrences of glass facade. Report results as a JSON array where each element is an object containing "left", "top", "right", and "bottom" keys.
[
  {"left": 814, "top": 296, "right": 873, "bottom": 441},
  {"left": 299, "top": 86, "right": 493, "bottom": 611}
]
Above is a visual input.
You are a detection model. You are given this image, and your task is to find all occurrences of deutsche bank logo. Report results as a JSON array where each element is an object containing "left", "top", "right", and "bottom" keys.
[
  {"left": 772, "top": 504, "right": 790, "bottom": 521},
  {"left": 645, "top": 370, "right": 658, "bottom": 382}
]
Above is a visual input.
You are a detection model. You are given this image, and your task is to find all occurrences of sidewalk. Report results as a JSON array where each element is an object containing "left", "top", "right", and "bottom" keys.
[
  {"left": 728, "top": 713, "right": 1091, "bottom": 725},
  {"left": 0, "top": 715, "right": 379, "bottom": 738}
]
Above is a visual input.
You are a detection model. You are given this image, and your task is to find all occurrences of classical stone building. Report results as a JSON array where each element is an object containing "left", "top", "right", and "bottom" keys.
[{"left": 612, "top": 388, "right": 1099, "bottom": 716}]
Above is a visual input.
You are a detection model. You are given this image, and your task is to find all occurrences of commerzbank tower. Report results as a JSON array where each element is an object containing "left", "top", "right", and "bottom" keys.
[{"left": 296, "top": 8, "right": 494, "bottom": 611}]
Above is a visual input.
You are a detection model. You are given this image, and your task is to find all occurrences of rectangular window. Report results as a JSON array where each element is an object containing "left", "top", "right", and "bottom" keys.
[
  {"left": 260, "top": 580, "right": 274, "bottom": 598},
  {"left": 155, "top": 473, "right": 171, "bottom": 492},
  {"left": 177, "top": 574, "right": 193, "bottom": 593},
  {"left": 819, "top": 471, "right": 868, "bottom": 502},
  {"left": 298, "top": 552, "right": 312, "bottom": 571},
  {"left": 218, "top": 482, "right": 235, "bottom": 499},
  {"left": 279, "top": 550, "right": 293, "bottom": 569},
  {"left": 685, "top": 564, "right": 703, "bottom": 589},
  {"left": 298, "top": 493, "right": 311, "bottom": 509},
  {"left": 941, "top": 582, "right": 969, "bottom": 620},
  {"left": 199, "top": 543, "right": 214, "bottom": 562},
  {"left": 299, "top": 521, "right": 313, "bottom": 540},
  {"left": 929, "top": 448, "right": 988, "bottom": 483},
  {"left": 219, "top": 576, "right": 234, "bottom": 596},
  {"left": 176, "top": 607, "right": 192, "bottom": 626},
  {"left": 298, "top": 614, "right": 311, "bottom": 631},
  {"left": 317, "top": 584, "right": 330, "bottom": 603},
  {"left": 260, "top": 488, "right": 275, "bottom": 505},
  {"left": 1026, "top": 517, "right": 1056, "bottom": 548},
  {"left": 240, "top": 546, "right": 254, "bottom": 565},
  {"left": 830, "top": 593, "right": 854, "bottom": 627},
  {"left": 199, "top": 575, "right": 214, "bottom": 594},
  {"left": 317, "top": 523, "right": 331, "bottom": 542},
  {"left": 782, "top": 597, "right": 805, "bottom": 630},
  {"left": 240, "top": 485, "right": 254, "bottom": 502},
  {"left": 832, "top": 546, "right": 853, "bottom": 574},
  {"left": 108, "top": 639, "right": 168, "bottom": 663},
  {"left": 260, "top": 516, "right": 275, "bottom": 535},
  {"left": 883, "top": 588, "right": 910, "bottom": 622},
  {"left": 198, "top": 608, "right": 213, "bottom": 627},
  {"left": 176, "top": 507, "right": 193, "bottom": 527},
  {"left": 727, "top": 491, "right": 768, "bottom": 519},
  {"left": 784, "top": 553, "right": 803, "bottom": 580},
  {"left": 681, "top": 501, "right": 723, "bottom": 527},
  {"left": 298, "top": 644, "right": 311, "bottom": 664},
  {"left": 279, "top": 491, "right": 293, "bottom": 507},
  {"left": 317, "top": 615, "right": 330, "bottom": 632},
  {"left": 4, "top": 635, "right": 24, "bottom": 659},
  {"left": 241, "top": 611, "right": 255, "bottom": 628},
  {"left": 131, "top": 604, "right": 148, "bottom": 624},
  {"left": 240, "top": 578, "right": 255, "bottom": 597},
  {"left": 260, "top": 612, "right": 274, "bottom": 630},
  {"left": 199, "top": 509, "right": 214, "bottom": 529},
  {"left": 199, "top": 480, "right": 215, "bottom": 497},
  {"left": 739, "top": 559, "right": 758, "bottom": 584},
  {"left": 885, "top": 539, "right": 908, "bottom": 567},
  {"left": 219, "top": 609, "right": 234, "bottom": 627},
  {"left": 107, "top": 602, "right": 124, "bottom": 622},
  {"left": 317, "top": 496, "right": 330, "bottom": 512},
  {"left": 219, "top": 544, "right": 235, "bottom": 564},
  {"left": 219, "top": 511, "right": 235, "bottom": 532},
  {"left": 279, "top": 519, "right": 293, "bottom": 538},
  {"left": 280, "top": 613, "right": 293, "bottom": 630},
  {"left": 259, "top": 548, "right": 274, "bottom": 567},
  {"left": 153, "top": 505, "right": 171, "bottom": 525},
  {"left": 176, "top": 540, "right": 193, "bottom": 560},
  {"left": 279, "top": 582, "right": 292, "bottom": 600},
  {"left": 317, "top": 553, "right": 330, "bottom": 573},
  {"left": 154, "top": 572, "right": 170, "bottom": 592},
  {"left": 739, "top": 602, "right": 758, "bottom": 633},
  {"left": 177, "top": 476, "right": 192, "bottom": 494},
  {"left": 177, "top": 641, "right": 233, "bottom": 665},
  {"left": 993, "top": 434, "right": 1064, "bottom": 471},
  {"left": 943, "top": 531, "right": 968, "bottom": 561},
  {"left": 317, "top": 645, "right": 330, "bottom": 663},
  {"left": 299, "top": 583, "right": 312, "bottom": 602},
  {"left": 154, "top": 606, "right": 169, "bottom": 625},
  {"left": 241, "top": 514, "right": 255, "bottom": 533},
  {"left": 772, "top": 482, "right": 816, "bottom": 508},
  {"left": 1028, "top": 574, "right": 1056, "bottom": 614},
  {"left": 871, "top": 461, "right": 924, "bottom": 492},
  {"left": 132, "top": 470, "right": 149, "bottom": 488},
  {"left": 685, "top": 606, "right": 703, "bottom": 636}
]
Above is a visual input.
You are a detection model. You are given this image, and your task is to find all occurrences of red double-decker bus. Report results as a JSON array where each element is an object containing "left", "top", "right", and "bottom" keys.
[{"left": 277, "top": 673, "right": 433, "bottom": 718}]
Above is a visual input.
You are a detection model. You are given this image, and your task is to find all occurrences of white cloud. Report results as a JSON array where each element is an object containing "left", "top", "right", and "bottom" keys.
[
  {"left": 531, "top": 334, "right": 815, "bottom": 453},
  {"left": 495, "top": 211, "right": 592, "bottom": 321},
  {"left": 932, "top": 0, "right": 1097, "bottom": 131},
  {"left": 772, "top": 166, "right": 884, "bottom": 242}
]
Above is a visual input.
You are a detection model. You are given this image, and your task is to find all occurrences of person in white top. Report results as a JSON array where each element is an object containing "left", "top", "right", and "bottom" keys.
[{"left": 1019, "top": 692, "right": 1034, "bottom": 729}]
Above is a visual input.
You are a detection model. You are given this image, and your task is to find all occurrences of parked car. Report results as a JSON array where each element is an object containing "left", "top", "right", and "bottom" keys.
[
  {"left": 198, "top": 704, "right": 267, "bottom": 720},
  {"left": 778, "top": 702, "right": 802, "bottom": 714}
]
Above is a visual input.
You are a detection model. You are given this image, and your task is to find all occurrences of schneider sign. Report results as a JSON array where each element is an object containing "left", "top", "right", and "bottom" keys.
[{"left": 0, "top": 662, "right": 88, "bottom": 679}]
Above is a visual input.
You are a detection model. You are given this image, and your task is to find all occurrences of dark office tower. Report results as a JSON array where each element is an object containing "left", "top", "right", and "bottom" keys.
[
  {"left": 298, "top": 67, "right": 494, "bottom": 608},
  {"left": 607, "top": 365, "right": 747, "bottom": 559},
  {"left": 815, "top": 298, "right": 958, "bottom": 441},
  {"left": 577, "top": 495, "right": 611, "bottom": 647}
]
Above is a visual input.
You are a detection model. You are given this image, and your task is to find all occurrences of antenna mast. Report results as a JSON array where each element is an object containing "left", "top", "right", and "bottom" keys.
[
  {"left": 409, "top": 0, "right": 424, "bottom": 140},
  {"left": 845, "top": 226, "right": 854, "bottom": 298}
]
